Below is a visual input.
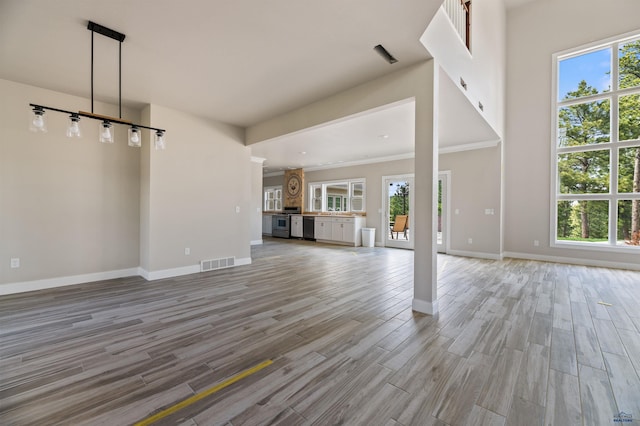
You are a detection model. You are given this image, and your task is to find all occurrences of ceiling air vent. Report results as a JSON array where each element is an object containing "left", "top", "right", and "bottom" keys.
[{"left": 374, "top": 44, "right": 398, "bottom": 64}]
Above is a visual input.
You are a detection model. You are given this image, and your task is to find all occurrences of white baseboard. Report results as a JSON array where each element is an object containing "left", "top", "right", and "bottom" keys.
[
  {"left": 250, "top": 239, "right": 263, "bottom": 246},
  {"left": 0, "top": 268, "right": 140, "bottom": 296},
  {"left": 139, "top": 265, "right": 201, "bottom": 281},
  {"left": 140, "top": 257, "right": 253, "bottom": 281},
  {"left": 503, "top": 251, "right": 640, "bottom": 271},
  {"left": 412, "top": 298, "right": 438, "bottom": 315},
  {"left": 446, "top": 249, "right": 503, "bottom": 260},
  {"left": 235, "top": 257, "right": 252, "bottom": 266},
  {"left": 1, "top": 256, "right": 255, "bottom": 295}
]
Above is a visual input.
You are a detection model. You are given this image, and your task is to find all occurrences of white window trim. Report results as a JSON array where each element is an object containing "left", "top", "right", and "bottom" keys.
[
  {"left": 550, "top": 30, "right": 640, "bottom": 253},
  {"left": 307, "top": 178, "right": 366, "bottom": 213},
  {"left": 264, "top": 185, "right": 282, "bottom": 212}
]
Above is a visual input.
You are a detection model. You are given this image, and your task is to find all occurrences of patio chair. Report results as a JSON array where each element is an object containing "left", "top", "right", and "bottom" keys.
[{"left": 390, "top": 215, "right": 408, "bottom": 239}]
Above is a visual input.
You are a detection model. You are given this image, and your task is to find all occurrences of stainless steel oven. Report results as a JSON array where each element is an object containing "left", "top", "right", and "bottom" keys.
[
  {"left": 272, "top": 207, "right": 301, "bottom": 239},
  {"left": 272, "top": 214, "right": 290, "bottom": 238}
]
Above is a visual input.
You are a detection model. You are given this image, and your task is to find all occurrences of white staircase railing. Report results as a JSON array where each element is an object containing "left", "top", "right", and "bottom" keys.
[{"left": 443, "top": 0, "right": 470, "bottom": 48}]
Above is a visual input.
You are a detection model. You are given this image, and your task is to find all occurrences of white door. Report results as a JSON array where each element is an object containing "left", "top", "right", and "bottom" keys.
[
  {"left": 438, "top": 172, "right": 451, "bottom": 253},
  {"left": 383, "top": 175, "right": 414, "bottom": 249}
]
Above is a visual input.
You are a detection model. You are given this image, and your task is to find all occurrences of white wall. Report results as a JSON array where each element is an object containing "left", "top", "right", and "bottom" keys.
[
  {"left": 250, "top": 157, "right": 265, "bottom": 244},
  {"left": 0, "top": 78, "right": 254, "bottom": 292},
  {"left": 0, "top": 79, "right": 140, "bottom": 287},
  {"left": 141, "top": 104, "right": 251, "bottom": 276},
  {"left": 505, "top": 0, "right": 640, "bottom": 268},
  {"left": 440, "top": 145, "right": 502, "bottom": 257},
  {"left": 421, "top": 0, "right": 506, "bottom": 139}
]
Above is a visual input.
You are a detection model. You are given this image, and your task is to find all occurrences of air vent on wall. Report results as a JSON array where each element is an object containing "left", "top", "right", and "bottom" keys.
[{"left": 200, "top": 257, "right": 236, "bottom": 272}]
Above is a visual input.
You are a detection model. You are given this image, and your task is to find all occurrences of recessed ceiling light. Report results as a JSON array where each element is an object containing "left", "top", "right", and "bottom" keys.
[
  {"left": 299, "top": 151, "right": 306, "bottom": 155},
  {"left": 380, "top": 134, "right": 389, "bottom": 139}
]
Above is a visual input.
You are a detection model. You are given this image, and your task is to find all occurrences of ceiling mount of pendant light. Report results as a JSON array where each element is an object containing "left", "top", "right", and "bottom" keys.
[{"left": 27, "top": 21, "right": 166, "bottom": 149}]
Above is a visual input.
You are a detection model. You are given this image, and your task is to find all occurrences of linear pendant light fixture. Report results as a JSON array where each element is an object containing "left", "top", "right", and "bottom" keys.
[{"left": 29, "top": 21, "right": 166, "bottom": 149}]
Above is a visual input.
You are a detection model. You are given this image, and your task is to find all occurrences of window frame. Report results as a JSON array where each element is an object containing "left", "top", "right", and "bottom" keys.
[
  {"left": 551, "top": 31, "right": 640, "bottom": 252},
  {"left": 263, "top": 185, "right": 282, "bottom": 212},
  {"left": 307, "top": 178, "right": 366, "bottom": 213}
]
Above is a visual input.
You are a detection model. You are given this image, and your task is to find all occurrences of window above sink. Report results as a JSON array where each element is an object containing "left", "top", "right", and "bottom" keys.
[{"left": 308, "top": 178, "right": 366, "bottom": 213}]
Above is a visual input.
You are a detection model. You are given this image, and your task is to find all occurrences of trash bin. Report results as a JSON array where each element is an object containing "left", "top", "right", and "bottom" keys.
[{"left": 361, "top": 228, "right": 375, "bottom": 247}]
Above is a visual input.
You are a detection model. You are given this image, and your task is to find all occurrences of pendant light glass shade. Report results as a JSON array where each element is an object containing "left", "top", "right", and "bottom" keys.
[
  {"left": 128, "top": 126, "right": 141, "bottom": 147},
  {"left": 154, "top": 130, "right": 166, "bottom": 150},
  {"left": 66, "top": 114, "right": 81, "bottom": 138},
  {"left": 99, "top": 121, "right": 114, "bottom": 143},
  {"left": 29, "top": 106, "right": 47, "bottom": 133}
]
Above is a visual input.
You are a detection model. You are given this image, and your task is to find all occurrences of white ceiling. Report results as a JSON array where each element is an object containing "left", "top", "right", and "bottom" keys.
[
  {"left": 0, "top": 0, "right": 442, "bottom": 127},
  {"left": 253, "top": 70, "right": 499, "bottom": 174},
  {"left": 0, "top": 0, "right": 502, "bottom": 174}
]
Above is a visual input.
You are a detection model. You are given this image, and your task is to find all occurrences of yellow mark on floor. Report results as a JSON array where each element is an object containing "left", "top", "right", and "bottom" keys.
[
  {"left": 134, "top": 359, "right": 273, "bottom": 426},
  {"left": 597, "top": 301, "right": 613, "bottom": 307}
]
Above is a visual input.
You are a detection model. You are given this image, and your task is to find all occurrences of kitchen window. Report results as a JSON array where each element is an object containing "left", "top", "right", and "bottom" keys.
[
  {"left": 264, "top": 186, "right": 282, "bottom": 211},
  {"left": 552, "top": 33, "right": 640, "bottom": 250},
  {"left": 308, "top": 179, "right": 366, "bottom": 213}
]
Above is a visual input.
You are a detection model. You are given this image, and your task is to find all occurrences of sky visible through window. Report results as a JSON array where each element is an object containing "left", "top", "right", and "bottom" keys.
[{"left": 558, "top": 48, "right": 611, "bottom": 100}]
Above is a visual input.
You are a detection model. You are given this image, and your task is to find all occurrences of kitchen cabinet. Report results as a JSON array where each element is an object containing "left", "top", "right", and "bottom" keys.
[
  {"left": 291, "top": 215, "right": 303, "bottom": 238},
  {"left": 262, "top": 214, "right": 272, "bottom": 235},
  {"left": 314, "top": 217, "right": 332, "bottom": 240},
  {"left": 314, "top": 216, "right": 365, "bottom": 246}
]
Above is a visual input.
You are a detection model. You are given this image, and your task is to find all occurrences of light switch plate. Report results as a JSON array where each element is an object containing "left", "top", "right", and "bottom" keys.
[{"left": 11, "top": 258, "right": 20, "bottom": 268}]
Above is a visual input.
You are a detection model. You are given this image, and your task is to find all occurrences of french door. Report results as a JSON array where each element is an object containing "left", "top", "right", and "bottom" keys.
[{"left": 383, "top": 175, "right": 414, "bottom": 249}]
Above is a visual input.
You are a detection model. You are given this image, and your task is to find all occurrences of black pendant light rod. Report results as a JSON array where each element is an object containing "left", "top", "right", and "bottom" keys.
[
  {"left": 28, "top": 21, "right": 166, "bottom": 140},
  {"left": 87, "top": 21, "right": 126, "bottom": 117},
  {"left": 91, "top": 30, "right": 94, "bottom": 113},
  {"left": 29, "top": 103, "right": 165, "bottom": 133},
  {"left": 119, "top": 41, "right": 122, "bottom": 119}
]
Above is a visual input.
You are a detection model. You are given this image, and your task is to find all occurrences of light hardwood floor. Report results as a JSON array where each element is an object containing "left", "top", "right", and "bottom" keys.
[{"left": 1, "top": 239, "right": 640, "bottom": 425}]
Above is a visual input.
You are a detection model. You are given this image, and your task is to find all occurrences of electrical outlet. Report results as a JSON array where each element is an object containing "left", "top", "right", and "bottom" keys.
[
  {"left": 235, "top": 206, "right": 240, "bottom": 213},
  {"left": 11, "top": 258, "right": 20, "bottom": 268},
  {"left": 534, "top": 240, "right": 540, "bottom": 247},
  {"left": 184, "top": 248, "right": 190, "bottom": 255},
  {"left": 468, "top": 238, "right": 473, "bottom": 244}
]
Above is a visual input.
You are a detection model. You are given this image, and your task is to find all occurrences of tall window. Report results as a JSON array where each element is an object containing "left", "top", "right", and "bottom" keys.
[
  {"left": 553, "top": 33, "right": 640, "bottom": 249},
  {"left": 264, "top": 186, "right": 282, "bottom": 212}
]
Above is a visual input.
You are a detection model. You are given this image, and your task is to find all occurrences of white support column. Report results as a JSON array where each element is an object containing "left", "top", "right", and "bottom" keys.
[{"left": 412, "top": 61, "right": 439, "bottom": 315}]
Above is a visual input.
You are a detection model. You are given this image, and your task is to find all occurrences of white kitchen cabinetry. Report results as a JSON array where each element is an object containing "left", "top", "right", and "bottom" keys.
[
  {"left": 262, "top": 214, "right": 273, "bottom": 235},
  {"left": 291, "top": 215, "right": 303, "bottom": 238},
  {"left": 314, "top": 217, "right": 332, "bottom": 240},
  {"left": 315, "top": 216, "right": 365, "bottom": 246}
]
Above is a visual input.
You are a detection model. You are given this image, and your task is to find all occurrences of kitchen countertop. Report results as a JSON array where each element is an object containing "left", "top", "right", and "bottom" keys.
[{"left": 262, "top": 212, "right": 365, "bottom": 217}]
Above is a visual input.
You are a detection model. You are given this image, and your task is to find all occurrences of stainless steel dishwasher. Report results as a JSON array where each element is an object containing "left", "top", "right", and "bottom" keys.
[{"left": 303, "top": 216, "right": 315, "bottom": 241}]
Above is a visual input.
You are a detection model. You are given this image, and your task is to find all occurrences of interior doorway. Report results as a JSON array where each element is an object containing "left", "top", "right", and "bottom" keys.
[
  {"left": 383, "top": 175, "right": 414, "bottom": 249},
  {"left": 438, "top": 171, "right": 451, "bottom": 253}
]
